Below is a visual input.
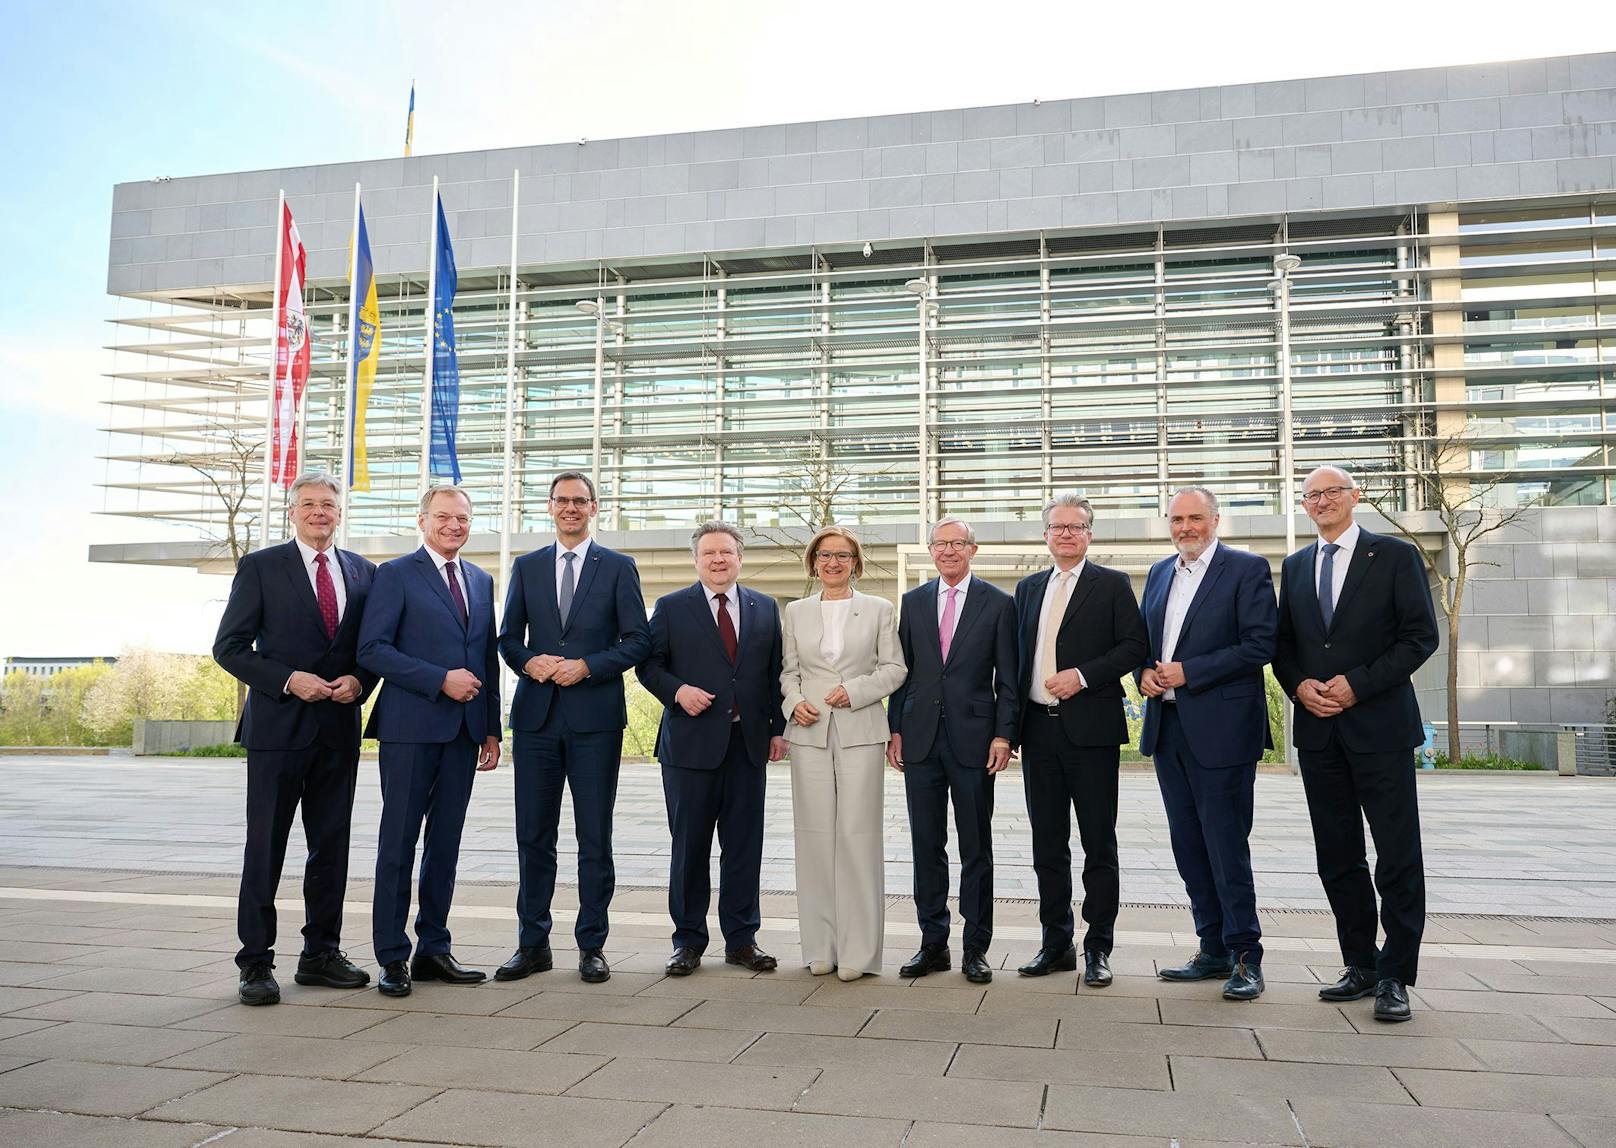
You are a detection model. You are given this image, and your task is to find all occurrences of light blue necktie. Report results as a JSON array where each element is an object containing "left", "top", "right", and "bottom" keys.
[
  {"left": 1319, "top": 542, "right": 1341, "bottom": 629},
  {"left": 559, "top": 551, "right": 577, "bottom": 628}
]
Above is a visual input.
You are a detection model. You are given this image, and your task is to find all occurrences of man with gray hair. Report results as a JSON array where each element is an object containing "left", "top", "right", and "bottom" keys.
[
  {"left": 636, "top": 522, "right": 788, "bottom": 975},
  {"left": 214, "top": 472, "right": 378, "bottom": 1005}
]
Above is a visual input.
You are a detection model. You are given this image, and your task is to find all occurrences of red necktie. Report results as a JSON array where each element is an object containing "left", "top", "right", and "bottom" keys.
[
  {"left": 314, "top": 552, "right": 339, "bottom": 639},
  {"left": 716, "top": 592, "right": 740, "bottom": 718},
  {"left": 445, "top": 560, "right": 469, "bottom": 626}
]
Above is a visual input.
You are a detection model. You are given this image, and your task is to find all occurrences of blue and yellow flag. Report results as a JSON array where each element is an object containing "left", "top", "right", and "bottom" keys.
[
  {"left": 404, "top": 83, "right": 415, "bottom": 157},
  {"left": 346, "top": 206, "right": 380, "bottom": 492},
  {"left": 429, "top": 193, "right": 461, "bottom": 482}
]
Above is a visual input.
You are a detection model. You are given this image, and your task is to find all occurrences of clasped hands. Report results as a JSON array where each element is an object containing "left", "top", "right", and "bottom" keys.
[
  {"left": 1138, "top": 661, "right": 1185, "bottom": 698},
  {"left": 886, "top": 732, "right": 1011, "bottom": 775},
  {"left": 288, "top": 671, "right": 362, "bottom": 704},
  {"left": 1297, "top": 675, "right": 1357, "bottom": 717},
  {"left": 1041, "top": 668, "right": 1085, "bottom": 700},
  {"left": 523, "top": 654, "right": 590, "bottom": 687},
  {"left": 792, "top": 684, "right": 852, "bottom": 728}
]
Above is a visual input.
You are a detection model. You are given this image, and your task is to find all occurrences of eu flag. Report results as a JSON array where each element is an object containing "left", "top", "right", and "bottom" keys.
[{"left": 429, "top": 194, "right": 461, "bottom": 482}]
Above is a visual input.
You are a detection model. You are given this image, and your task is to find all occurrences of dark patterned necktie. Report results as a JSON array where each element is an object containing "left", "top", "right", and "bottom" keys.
[
  {"left": 314, "top": 552, "right": 339, "bottom": 639},
  {"left": 445, "top": 560, "right": 468, "bottom": 626},
  {"left": 1319, "top": 543, "right": 1341, "bottom": 629},
  {"left": 716, "top": 592, "right": 740, "bottom": 718}
]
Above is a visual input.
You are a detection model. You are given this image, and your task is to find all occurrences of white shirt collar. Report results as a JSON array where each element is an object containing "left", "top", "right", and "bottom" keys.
[
  {"left": 558, "top": 536, "right": 592, "bottom": 563},
  {"left": 423, "top": 544, "right": 459, "bottom": 571},
  {"left": 938, "top": 572, "right": 972, "bottom": 597},
  {"left": 1049, "top": 559, "right": 1086, "bottom": 583},
  {"left": 294, "top": 537, "right": 335, "bottom": 567},
  {"left": 1320, "top": 521, "right": 1361, "bottom": 555},
  {"left": 1177, "top": 538, "right": 1218, "bottom": 573},
  {"left": 703, "top": 581, "right": 741, "bottom": 605}
]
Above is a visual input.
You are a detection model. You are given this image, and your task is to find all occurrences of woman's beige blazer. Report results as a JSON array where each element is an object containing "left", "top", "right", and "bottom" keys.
[{"left": 780, "top": 591, "right": 907, "bottom": 750}]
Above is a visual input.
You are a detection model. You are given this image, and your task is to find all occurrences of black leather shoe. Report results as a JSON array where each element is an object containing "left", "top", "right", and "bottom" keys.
[
  {"left": 1319, "top": 966, "right": 1377, "bottom": 1002},
  {"left": 962, "top": 949, "right": 993, "bottom": 984},
  {"left": 1083, "top": 950, "right": 1113, "bottom": 988},
  {"left": 411, "top": 952, "right": 486, "bottom": 984},
  {"left": 1017, "top": 945, "right": 1078, "bottom": 977},
  {"left": 238, "top": 962, "right": 280, "bottom": 1006},
  {"left": 1158, "top": 951, "right": 1234, "bottom": 982},
  {"left": 494, "top": 945, "right": 553, "bottom": 981},
  {"left": 724, "top": 945, "right": 778, "bottom": 972},
  {"left": 1374, "top": 978, "right": 1412, "bottom": 1022},
  {"left": 665, "top": 947, "right": 702, "bottom": 976},
  {"left": 900, "top": 943, "right": 951, "bottom": 978},
  {"left": 294, "top": 950, "right": 370, "bottom": 989},
  {"left": 377, "top": 960, "right": 411, "bottom": 997},
  {"left": 1221, "top": 953, "right": 1265, "bottom": 1001},
  {"left": 579, "top": 948, "right": 611, "bottom": 984}
]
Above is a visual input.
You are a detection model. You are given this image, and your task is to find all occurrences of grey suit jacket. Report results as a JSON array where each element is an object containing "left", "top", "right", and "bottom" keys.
[{"left": 780, "top": 591, "right": 907, "bottom": 750}]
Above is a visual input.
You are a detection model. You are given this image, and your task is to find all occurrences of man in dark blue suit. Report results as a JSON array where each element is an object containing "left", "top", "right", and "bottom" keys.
[
  {"left": 1137, "top": 486, "right": 1277, "bottom": 1001},
  {"left": 1275, "top": 466, "right": 1438, "bottom": 1023},
  {"left": 887, "top": 516, "right": 1017, "bottom": 985},
  {"left": 637, "top": 522, "right": 787, "bottom": 976},
  {"left": 214, "top": 472, "right": 378, "bottom": 1006},
  {"left": 496, "top": 471, "right": 650, "bottom": 984},
  {"left": 357, "top": 484, "right": 502, "bottom": 998}
]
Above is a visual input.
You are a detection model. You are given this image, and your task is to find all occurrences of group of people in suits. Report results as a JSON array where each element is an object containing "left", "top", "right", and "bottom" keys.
[{"left": 214, "top": 460, "right": 1437, "bottom": 1025}]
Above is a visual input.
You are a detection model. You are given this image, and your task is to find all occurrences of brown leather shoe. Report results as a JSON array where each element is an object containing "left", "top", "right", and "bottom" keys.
[
  {"left": 723, "top": 944, "right": 778, "bottom": 972},
  {"left": 665, "top": 947, "right": 702, "bottom": 976}
]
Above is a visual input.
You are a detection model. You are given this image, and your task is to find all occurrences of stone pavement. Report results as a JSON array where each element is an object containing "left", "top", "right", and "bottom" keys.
[{"left": 1, "top": 756, "right": 1614, "bottom": 1146}]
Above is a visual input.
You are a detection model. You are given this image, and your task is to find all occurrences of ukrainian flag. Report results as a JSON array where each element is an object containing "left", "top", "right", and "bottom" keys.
[
  {"left": 404, "top": 83, "right": 415, "bottom": 157},
  {"left": 346, "top": 206, "right": 380, "bottom": 492}
]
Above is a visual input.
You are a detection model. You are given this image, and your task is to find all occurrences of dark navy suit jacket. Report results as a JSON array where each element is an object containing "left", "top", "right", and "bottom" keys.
[
  {"left": 1273, "top": 529, "right": 1438, "bottom": 753},
  {"left": 636, "top": 583, "right": 785, "bottom": 770},
  {"left": 357, "top": 548, "right": 501, "bottom": 744},
  {"left": 498, "top": 542, "right": 650, "bottom": 734},
  {"left": 213, "top": 541, "right": 378, "bottom": 752},
  {"left": 1137, "top": 543, "right": 1277, "bottom": 769},
  {"left": 888, "top": 576, "right": 1019, "bottom": 763}
]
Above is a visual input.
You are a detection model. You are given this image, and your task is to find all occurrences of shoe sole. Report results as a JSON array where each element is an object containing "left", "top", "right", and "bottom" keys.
[
  {"left": 493, "top": 962, "right": 552, "bottom": 981},
  {"left": 665, "top": 964, "right": 697, "bottom": 976},
  {"left": 293, "top": 973, "right": 369, "bottom": 989},
  {"left": 1222, "top": 988, "right": 1264, "bottom": 1000},
  {"left": 902, "top": 962, "right": 952, "bottom": 978},
  {"left": 964, "top": 971, "right": 993, "bottom": 984},
  {"left": 1158, "top": 969, "right": 1232, "bottom": 982},
  {"left": 377, "top": 984, "right": 411, "bottom": 997},
  {"left": 1018, "top": 958, "right": 1077, "bottom": 977},
  {"left": 1319, "top": 986, "right": 1377, "bottom": 1002},
  {"left": 412, "top": 971, "right": 486, "bottom": 985},
  {"left": 238, "top": 992, "right": 280, "bottom": 1006},
  {"left": 1374, "top": 1009, "right": 1413, "bottom": 1023},
  {"left": 1083, "top": 976, "right": 1113, "bottom": 988},
  {"left": 724, "top": 958, "right": 778, "bottom": 972},
  {"left": 580, "top": 972, "right": 611, "bottom": 983}
]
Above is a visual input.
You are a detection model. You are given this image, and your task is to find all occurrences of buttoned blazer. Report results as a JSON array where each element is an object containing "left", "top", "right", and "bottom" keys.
[
  {"left": 888, "top": 577, "right": 1019, "bottom": 763},
  {"left": 1136, "top": 545, "right": 1277, "bottom": 768},
  {"left": 780, "top": 591, "right": 906, "bottom": 750},
  {"left": 1273, "top": 529, "right": 1438, "bottom": 753},
  {"left": 213, "top": 540, "right": 378, "bottom": 752},
  {"left": 636, "top": 583, "right": 786, "bottom": 770},
  {"left": 357, "top": 548, "right": 501, "bottom": 744},
  {"left": 498, "top": 542, "right": 651, "bottom": 734},
  {"left": 1013, "top": 561, "right": 1149, "bottom": 748}
]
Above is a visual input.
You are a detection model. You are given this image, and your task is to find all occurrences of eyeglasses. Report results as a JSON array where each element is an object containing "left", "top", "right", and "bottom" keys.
[
  {"left": 549, "top": 495, "right": 594, "bottom": 508},
  {"left": 1301, "top": 485, "right": 1353, "bottom": 505},
  {"left": 815, "top": 550, "right": 856, "bottom": 563},
  {"left": 1045, "top": 523, "right": 1092, "bottom": 536},
  {"left": 928, "top": 539, "right": 972, "bottom": 552}
]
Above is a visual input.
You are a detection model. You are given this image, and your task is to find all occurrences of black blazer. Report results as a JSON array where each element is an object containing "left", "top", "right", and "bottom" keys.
[
  {"left": 888, "top": 576, "right": 1018, "bottom": 763},
  {"left": 1014, "top": 562, "right": 1149, "bottom": 748},
  {"left": 636, "top": 583, "right": 786, "bottom": 770},
  {"left": 213, "top": 540, "right": 378, "bottom": 752},
  {"left": 1273, "top": 528, "right": 1438, "bottom": 753}
]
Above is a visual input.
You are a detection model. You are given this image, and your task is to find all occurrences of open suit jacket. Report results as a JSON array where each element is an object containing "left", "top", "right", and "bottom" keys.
[
  {"left": 213, "top": 540, "right": 378, "bottom": 752},
  {"left": 358, "top": 548, "right": 501, "bottom": 744},
  {"left": 637, "top": 583, "right": 786, "bottom": 769},
  {"left": 498, "top": 542, "right": 650, "bottom": 734},
  {"left": 888, "top": 577, "right": 1019, "bottom": 763},
  {"left": 1273, "top": 528, "right": 1438, "bottom": 753},
  {"left": 1137, "top": 544, "right": 1277, "bottom": 769},
  {"left": 1013, "top": 562, "right": 1149, "bottom": 748},
  {"left": 780, "top": 591, "right": 907, "bottom": 750}
]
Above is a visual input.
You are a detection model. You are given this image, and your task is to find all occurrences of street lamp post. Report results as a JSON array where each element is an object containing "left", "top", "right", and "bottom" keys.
[
  {"left": 906, "top": 277, "right": 931, "bottom": 545},
  {"left": 576, "top": 297, "right": 606, "bottom": 491},
  {"left": 1269, "top": 251, "right": 1302, "bottom": 769}
]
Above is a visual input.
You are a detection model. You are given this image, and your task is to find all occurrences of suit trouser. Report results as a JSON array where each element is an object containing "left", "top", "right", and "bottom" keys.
[
  {"left": 1153, "top": 705, "right": 1262, "bottom": 963},
  {"left": 1298, "top": 728, "right": 1425, "bottom": 985},
  {"left": 663, "top": 723, "right": 767, "bottom": 953},
  {"left": 790, "top": 733, "right": 886, "bottom": 974},
  {"left": 1021, "top": 709, "right": 1120, "bottom": 954},
  {"left": 904, "top": 729, "right": 995, "bottom": 952},
  {"left": 513, "top": 707, "right": 624, "bottom": 950},
  {"left": 236, "top": 742, "right": 358, "bottom": 968},
  {"left": 372, "top": 734, "right": 478, "bottom": 965}
]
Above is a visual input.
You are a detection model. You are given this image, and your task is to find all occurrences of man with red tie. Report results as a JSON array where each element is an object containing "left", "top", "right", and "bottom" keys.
[{"left": 214, "top": 472, "right": 378, "bottom": 1006}]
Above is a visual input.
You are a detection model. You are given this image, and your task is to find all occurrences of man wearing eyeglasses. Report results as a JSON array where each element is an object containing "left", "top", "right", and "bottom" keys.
[
  {"left": 1013, "top": 493, "right": 1148, "bottom": 986},
  {"left": 497, "top": 471, "right": 650, "bottom": 985},
  {"left": 887, "top": 517, "right": 1018, "bottom": 984},
  {"left": 1274, "top": 466, "right": 1437, "bottom": 1023}
]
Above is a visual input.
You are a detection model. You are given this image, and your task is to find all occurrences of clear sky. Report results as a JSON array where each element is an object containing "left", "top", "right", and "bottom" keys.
[{"left": 0, "top": 0, "right": 1607, "bottom": 660}]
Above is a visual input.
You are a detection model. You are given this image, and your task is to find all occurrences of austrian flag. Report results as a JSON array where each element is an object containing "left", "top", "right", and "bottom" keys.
[{"left": 270, "top": 202, "right": 310, "bottom": 487}]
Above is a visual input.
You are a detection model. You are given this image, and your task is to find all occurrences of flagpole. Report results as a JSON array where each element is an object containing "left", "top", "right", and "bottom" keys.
[
  {"left": 499, "top": 169, "right": 520, "bottom": 605},
  {"left": 339, "top": 182, "right": 361, "bottom": 549},
  {"left": 260, "top": 189, "right": 286, "bottom": 550},
  {"left": 418, "top": 175, "right": 440, "bottom": 499}
]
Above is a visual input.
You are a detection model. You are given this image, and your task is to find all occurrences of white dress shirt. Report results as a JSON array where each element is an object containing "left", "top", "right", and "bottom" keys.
[
  {"left": 1160, "top": 539, "right": 1217, "bottom": 701},
  {"left": 703, "top": 581, "right": 742, "bottom": 642},
  {"left": 1029, "top": 561, "right": 1086, "bottom": 705},
  {"left": 423, "top": 543, "right": 467, "bottom": 596},
  {"left": 1312, "top": 521, "right": 1360, "bottom": 609},
  {"left": 294, "top": 537, "right": 347, "bottom": 621},
  {"left": 556, "top": 536, "right": 592, "bottom": 606},
  {"left": 820, "top": 596, "right": 853, "bottom": 666}
]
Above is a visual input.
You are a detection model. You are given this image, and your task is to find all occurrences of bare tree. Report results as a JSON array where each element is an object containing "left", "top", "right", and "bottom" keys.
[
  {"left": 1360, "top": 427, "right": 1537, "bottom": 764},
  {"left": 750, "top": 443, "right": 896, "bottom": 596}
]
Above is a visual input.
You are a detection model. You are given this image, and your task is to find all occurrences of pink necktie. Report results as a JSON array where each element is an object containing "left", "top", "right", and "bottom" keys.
[{"left": 939, "top": 586, "right": 959, "bottom": 662}]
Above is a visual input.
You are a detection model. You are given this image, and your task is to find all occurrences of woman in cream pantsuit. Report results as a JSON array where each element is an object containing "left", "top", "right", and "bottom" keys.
[{"left": 781, "top": 526, "right": 907, "bottom": 981}]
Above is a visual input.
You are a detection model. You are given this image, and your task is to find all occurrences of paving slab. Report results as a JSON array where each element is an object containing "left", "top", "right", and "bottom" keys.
[
  {"left": 371, "top": 1088, "right": 665, "bottom": 1147},
  {"left": 985, "top": 989, "right": 1162, "bottom": 1024},
  {"left": 346, "top": 1010, "right": 576, "bottom": 1050},
  {"left": 1159, "top": 998, "right": 1354, "bottom": 1032},
  {"left": 175, "top": 1131, "right": 466, "bottom": 1148},
  {"left": 628, "top": 1104, "right": 909, "bottom": 1147},
  {"left": 673, "top": 999, "right": 874, "bottom": 1036},
  {"left": 801, "top": 981, "right": 986, "bottom": 1013},
  {"left": 1552, "top": 1114, "right": 1616, "bottom": 1147},
  {"left": 0, "top": 1109, "right": 220, "bottom": 1148},
  {"left": 737, "top": 1031, "right": 955, "bottom": 1075},
  {"left": 1464, "top": 1036, "right": 1616, "bottom": 1077},
  {"left": 171, "top": 1002, "right": 399, "bottom": 1038},
  {"left": 1042, "top": 1083, "right": 1303, "bottom": 1142},
  {"left": 1540, "top": 1014, "right": 1616, "bottom": 1044},
  {"left": 794, "top": 1066, "right": 1043, "bottom": 1127},
  {"left": 147, "top": 1073, "right": 440, "bottom": 1134},
  {"left": 1290, "top": 1096, "right": 1582, "bottom": 1148},
  {"left": 0, "top": 1057, "right": 227, "bottom": 1116},
  {"left": 493, "top": 989, "right": 696, "bottom": 1026},
  {"left": 860, "top": 1008, "right": 1058, "bottom": 1047},
  {"left": 638, "top": 972, "right": 820, "bottom": 1005},
  {"left": 1171, "top": 1055, "right": 1413, "bottom": 1104},
  {"left": 947, "top": 1043, "right": 1171, "bottom": 1089},
  {"left": 1254, "top": 1027, "right": 1486, "bottom": 1069},
  {"left": 355, "top": 1044, "right": 608, "bottom": 1093},
  {"left": 0, "top": 1019, "right": 228, "bottom": 1066},
  {"left": 539, "top": 1019, "right": 759, "bottom": 1062},
  {"left": 567, "top": 1056, "right": 819, "bottom": 1109},
  {"left": 8, "top": 990, "right": 228, "bottom": 1027},
  {"left": 1411, "top": 986, "right": 1613, "bottom": 1017},
  {"left": 1342, "top": 1007, "right": 1565, "bottom": 1041},
  {"left": 157, "top": 1031, "right": 413, "bottom": 1079},
  {"left": 907, "top": 1127, "right": 1280, "bottom": 1148},
  {"left": 1054, "top": 1018, "right": 1264, "bottom": 1059},
  {"left": 1397, "top": 1066, "right": 1616, "bottom": 1116}
]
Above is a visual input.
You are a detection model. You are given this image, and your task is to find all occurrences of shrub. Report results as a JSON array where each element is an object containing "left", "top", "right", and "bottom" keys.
[
  {"left": 173, "top": 743, "right": 248, "bottom": 757},
  {"left": 1432, "top": 751, "right": 1544, "bottom": 771}
]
